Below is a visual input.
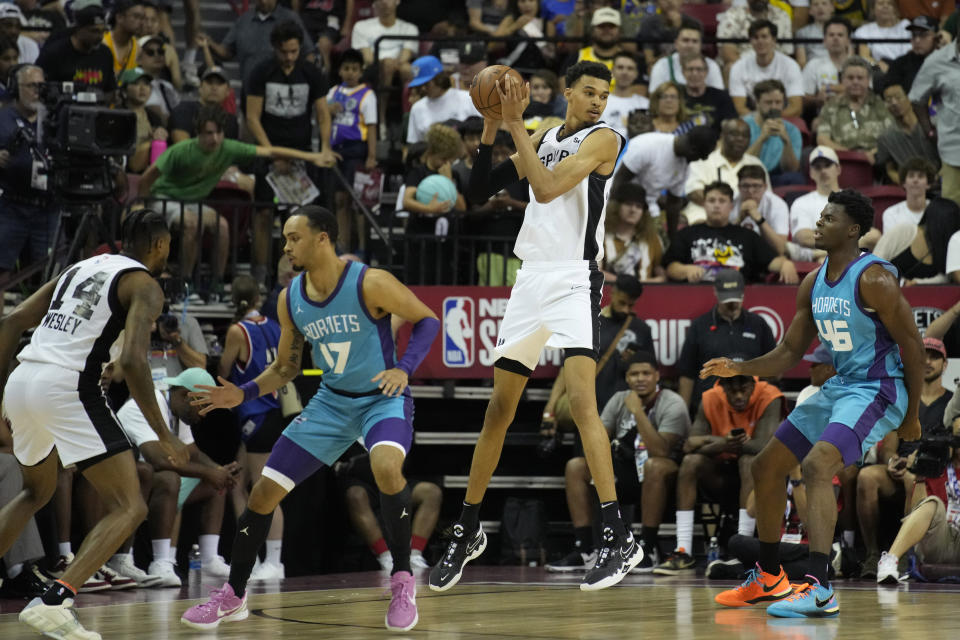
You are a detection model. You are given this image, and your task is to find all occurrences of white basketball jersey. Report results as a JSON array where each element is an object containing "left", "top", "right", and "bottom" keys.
[
  {"left": 513, "top": 123, "right": 625, "bottom": 262},
  {"left": 19, "top": 254, "right": 148, "bottom": 373}
]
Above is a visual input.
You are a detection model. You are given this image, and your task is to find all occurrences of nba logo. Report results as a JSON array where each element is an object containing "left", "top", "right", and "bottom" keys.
[{"left": 442, "top": 297, "right": 474, "bottom": 367}]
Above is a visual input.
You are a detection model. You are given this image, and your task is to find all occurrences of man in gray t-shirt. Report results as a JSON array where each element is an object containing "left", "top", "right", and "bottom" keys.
[{"left": 545, "top": 352, "right": 690, "bottom": 574}]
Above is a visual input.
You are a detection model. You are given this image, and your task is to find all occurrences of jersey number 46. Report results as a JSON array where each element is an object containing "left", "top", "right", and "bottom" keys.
[{"left": 815, "top": 319, "right": 853, "bottom": 352}]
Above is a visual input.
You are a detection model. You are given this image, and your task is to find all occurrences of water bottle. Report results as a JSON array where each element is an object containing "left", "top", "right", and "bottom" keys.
[
  {"left": 633, "top": 433, "right": 648, "bottom": 483},
  {"left": 188, "top": 544, "right": 202, "bottom": 585},
  {"left": 707, "top": 537, "right": 720, "bottom": 564}
]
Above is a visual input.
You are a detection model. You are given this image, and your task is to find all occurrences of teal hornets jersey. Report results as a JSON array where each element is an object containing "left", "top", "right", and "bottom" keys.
[
  {"left": 286, "top": 261, "right": 396, "bottom": 393},
  {"left": 810, "top": 253, "right": 903, "bottom": 381}
]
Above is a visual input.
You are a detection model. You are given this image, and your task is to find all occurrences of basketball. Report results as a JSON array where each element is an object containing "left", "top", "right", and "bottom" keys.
[
  {"left": 469, "top": 65, "right": 525, "bottom": 119},
  {"left": 415, "top": 174, "right": 458, "bottom": 208}
]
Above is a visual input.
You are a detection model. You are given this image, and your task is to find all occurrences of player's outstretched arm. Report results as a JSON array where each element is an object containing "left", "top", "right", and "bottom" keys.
[
  {"left": 860, "top": 264, "right": 925, "bottom": 441},
  {"left": 363, "top": 268, "right": 439, "bottom": 396},
  {"left": 118, "top": 271, "right": 189, "bottom": 466},
  {"left": 498, "top": 75, "right": 618, "bottom": 203},
  {"left": 0, "top": 277, "right": 56, "bottom": 394},
  {"left": 701, "top": 271, "right": 819, "bottom": 380},
  {"left": 191, "top": 288, "right": 305, "bottom": 414}
]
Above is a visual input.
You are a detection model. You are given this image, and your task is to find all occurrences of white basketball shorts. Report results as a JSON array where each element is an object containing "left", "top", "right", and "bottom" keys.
[
  {"left": 4, "top": 361, "right": 132, "bottom": 469},
  {"left": 494, "top": 260, "right": 603, "bottom": 374}
]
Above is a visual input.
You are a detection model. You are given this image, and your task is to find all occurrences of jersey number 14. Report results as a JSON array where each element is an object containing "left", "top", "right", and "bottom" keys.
[{"left": 815, "top": 319, "right": 853, "bottom": 352}]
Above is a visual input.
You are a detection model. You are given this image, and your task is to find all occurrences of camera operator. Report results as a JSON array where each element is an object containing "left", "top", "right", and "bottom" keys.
[
  {"left": 35, "top": 1, "right": 116, "bottom": 101},
  {"left": 147, "top": 272, "right": 208, "bottom": 385},
  {"left": 875, "top": 417, "right": 960, "bottom": 584},
  {"left": 0, "top": 64, "right": 54, "bottom": 279}
]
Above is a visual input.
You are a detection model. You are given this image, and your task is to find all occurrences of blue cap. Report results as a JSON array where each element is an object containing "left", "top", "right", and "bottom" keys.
[
  {"left": 803, "top": 343, "right": 833, "bottom": 365},
  {"left": 408, "top": 56, "right": 444, "bottom": 88}
]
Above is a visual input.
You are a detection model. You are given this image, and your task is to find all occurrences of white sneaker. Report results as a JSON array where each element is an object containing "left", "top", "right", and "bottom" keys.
[
  {"left": 49, "top": 553, "right": 110, "bottom": 593},
  {"left": 249, "top": 560, "right": 284, "bottom": 581},
  {"left": 877, "top": 551, "right": 903, "bottom": 585},
  {"left": 107, "top": 555, "right": 162, "bottom": 588},
  {"left": 201, "top": 555, "right": 231, "bottom": 579},
  {"left": 147, "top": 559, "right": 182, "bottom": 588},
  {"left": 410, "top": 551, "right": 430, "bottom": 571},
  {"left": 377, "top": 551, "right": 393, "bottom": 573},
  {"left": 19, "top": 597, "right": 102, "bottom": 640},
  {"left": 96, "top": 564, "right": 137, "bottom": 590},
  {"left": 77, "top": 571, "right": 111, "bottom": 594}
]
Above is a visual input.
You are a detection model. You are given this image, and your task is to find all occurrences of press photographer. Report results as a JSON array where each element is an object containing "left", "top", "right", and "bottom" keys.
[
  {"left": 0, "top": 64, "right": 54, "bottom": 279},
  {"left": 872, "top": 420, "right": 960, "bottom": 584},
  {"left": 147, "top": 273, "right": 208, "bottom": 383}
]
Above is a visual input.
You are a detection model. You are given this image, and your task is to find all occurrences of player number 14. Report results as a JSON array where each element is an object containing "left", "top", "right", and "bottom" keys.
[{"left": 815, "top": 319, "right": 853, "bottom": 352}]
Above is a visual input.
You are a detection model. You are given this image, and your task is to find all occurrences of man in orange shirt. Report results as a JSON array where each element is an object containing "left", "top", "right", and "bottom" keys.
[{"left": 653, "top": 372, "right": 783, "bottom": 574}]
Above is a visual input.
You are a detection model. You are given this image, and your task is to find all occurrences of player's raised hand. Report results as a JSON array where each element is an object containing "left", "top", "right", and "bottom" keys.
[
  {"left": 190, "top": 376, "right": 244, "bottom": 415},
  {"left": 700, "top": 357, "right": 741, "bottom": 379},
  {"left": 496, "top": 73, "right": 529, "bottom": 122},
  {"left": 372, "top": 368, "right": 409, "bottom": 397},
  {"left": 896, "top": 415, "right": 922, "bottom": 442}
]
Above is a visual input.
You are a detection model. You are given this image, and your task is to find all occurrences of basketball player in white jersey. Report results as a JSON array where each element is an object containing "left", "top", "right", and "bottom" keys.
[
  {"left": 0, "top": 210, "right": 188, "bottom": 639},
  {"left": 429, "top": 61, "right": 643, "bottom": 593}
]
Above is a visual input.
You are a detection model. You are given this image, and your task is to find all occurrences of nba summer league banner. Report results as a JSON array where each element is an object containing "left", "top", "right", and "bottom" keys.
[{"left": 395, "top": 284, "right": 954, "bottom": 380}]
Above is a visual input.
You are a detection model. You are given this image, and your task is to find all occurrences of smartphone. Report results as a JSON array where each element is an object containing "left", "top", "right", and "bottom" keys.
[{"left": 731, "top": 428, "right": 746, "bottom": 437}]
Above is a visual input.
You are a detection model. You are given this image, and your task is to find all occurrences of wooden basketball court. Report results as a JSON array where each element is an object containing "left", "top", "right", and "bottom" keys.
[{"left": 2, "top": 567, "right": 958, "bottom": 638}]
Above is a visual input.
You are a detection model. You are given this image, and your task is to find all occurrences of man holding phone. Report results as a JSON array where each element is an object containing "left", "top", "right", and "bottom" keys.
[
  {"left": 744, "top": 80, "right": 803, "bottom": 187},
  {"left": 856, "top": 336, "right": 953, "bottom": 578},
  {"left": 654, "top": 373, "right": 783, "bottom": 574}
]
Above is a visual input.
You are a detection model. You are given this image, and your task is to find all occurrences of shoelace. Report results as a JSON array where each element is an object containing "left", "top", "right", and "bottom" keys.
[
  {"left": 783, "top": 582, "right": 814, "bottom": 602},
  {"left": 734, "top": 567, "right": 763, "bottom": 592},
  {"left": 594, "top": 528, "right": 616, "bottom": 568},
  {"left": 388, "top": 577, "right": 415, "bottom": 610},
  {"left": 196, "top": 586, "right": 228, "bottom": 614}
]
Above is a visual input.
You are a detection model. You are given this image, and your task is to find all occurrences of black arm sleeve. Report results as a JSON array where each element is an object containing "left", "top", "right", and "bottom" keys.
[{"left": 467, "top": 143, "right": 521, "bottom": 205}]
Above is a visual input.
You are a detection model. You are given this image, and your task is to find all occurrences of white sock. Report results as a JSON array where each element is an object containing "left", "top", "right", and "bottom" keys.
[
  {"left": 199, "top": 534, "right": 220, "bottom": 562},
  {"left": 842, "top": 530, "right": 855, "bottom": 548},
  {"left": 152, "top": 539, "right": 171, "bottom": 562},
  {"left": 58, "top": 542, "right": 71, "bottom": 557},
  {"left": 266, "top": 539, "right": 282, "bottom": 565},
  {"left": 184, "top": 47, "right": 197, "bottom": 64},
  {"left": 411, "top": 549, "right": 423, "bottom": 558},
  {"left": 676, "top": 510, "right": 694, "bottom": 554},
  {"left": 738, "top": 509, "right": 756, "bottom": 537},
  {"left": 170, "top": 546, "right": 177, "bottom": 563},
  {"left": 7, "top": 562, "right": 23, "bottom": 578}
]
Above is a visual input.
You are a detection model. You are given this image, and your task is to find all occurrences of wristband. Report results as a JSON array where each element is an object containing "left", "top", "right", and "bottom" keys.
[
  {"left": 239, "top": 380, "right": 260, "bottom": 402},
  {"left": 757, "top": 217, "right": 767, "bottom": 226}
]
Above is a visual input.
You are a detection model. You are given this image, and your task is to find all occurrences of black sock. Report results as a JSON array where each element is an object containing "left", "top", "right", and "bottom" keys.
[
  {"left": 459, "top": 501, "right": 480, "bottom": 534},
  {"left": 228, "top": 508, "right": 274, "bottom": 597},
  {"left": 381, "top": 484, "right": 413, "bottom": 575},
  {"left": 599, "top": 501, "right": 626, "bottom": 537},
  {"left": 41, "top": 579, "right": 76, "bottom": 606},
  {"left": 573, "top": 525, "right": 593, "bottom": 551},
  {"left": 758, "top": 541, "right": 781, "bottom": 575},
  {"left": 808, "top": 551, "right": 830, "bottom": 587},
  {"left": 642, "top": 525, "right": 659, "bottom": 550}
]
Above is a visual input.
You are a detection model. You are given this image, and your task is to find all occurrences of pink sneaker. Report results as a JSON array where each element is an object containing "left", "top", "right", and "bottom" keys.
[
  {"left": 385, "top": 571, "right": 418, "bottom": 631},
  {"left": 180, "top": 582, "right": 248, "bottom": 630}
]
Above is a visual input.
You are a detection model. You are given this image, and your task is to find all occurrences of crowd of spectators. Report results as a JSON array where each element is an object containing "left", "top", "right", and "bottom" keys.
[{"left": 0, "top": 0, "right": 956, "bottom": 293}]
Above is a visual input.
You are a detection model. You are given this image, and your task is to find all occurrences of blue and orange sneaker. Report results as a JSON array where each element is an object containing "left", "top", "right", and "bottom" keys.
[
  {"left": 766, "top": 576, "right": 839, "bottom": 618},
  {"left": 715, "top": 564, "right": 793, "bottom": 607}
]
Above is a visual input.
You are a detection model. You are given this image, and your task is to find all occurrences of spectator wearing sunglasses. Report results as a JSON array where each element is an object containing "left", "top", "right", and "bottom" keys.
[{"left": 136, "top": 34, "right": 180, "bottom": 124}]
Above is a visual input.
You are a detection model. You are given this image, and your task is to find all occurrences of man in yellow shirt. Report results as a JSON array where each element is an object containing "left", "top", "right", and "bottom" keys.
[{"left": 103, "top": 0, "right": 145, "bottom": 75}]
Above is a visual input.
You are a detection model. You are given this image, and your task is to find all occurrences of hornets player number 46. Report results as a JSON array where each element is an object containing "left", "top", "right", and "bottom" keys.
[{"left": 701, "top": 190, "right": 925, "bottom": 620}]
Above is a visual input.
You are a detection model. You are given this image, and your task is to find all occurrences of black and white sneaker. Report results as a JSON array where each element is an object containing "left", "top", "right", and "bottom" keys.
[
  {"left": 580, "top": 527, "right": 643, "bottom": 591},
  {"left": 428, "top": 523, "right": 487, "bottom": 592},
  {"left": 706, "top": 558, "right": 745, "bottom": 580},
  {"left": 546, "top": 548, "right": 597, "bottom": 573},
  {"left": 630, "top": 544, "right": 659, "bottom": 574}
]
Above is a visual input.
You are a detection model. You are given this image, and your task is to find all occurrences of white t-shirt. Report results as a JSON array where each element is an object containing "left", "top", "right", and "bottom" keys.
[
  {"left": 853, "top": 20, "right": 911, "bottom": 62},
  {"left": 802, "top": 56, "right": 840, "bottom": 95},
  {"left": 728, "top": 51, "right": 804, "bottom": 99},
  {"left": 647, "top": 53, "right": 725, "bottom": 94},
  {"left": 350, "top": 17, "right": 419, "bottom": 61},
  {"left": 882, "top": 200, "right": 927, "bottom": 232},
  {"left": 683, "top": 149, "right": 765, "bottom": 224},
  {"left": 18, "top": 35, "right": 38, "bottom": 63},
  {"left": 789, "top": 190, "right": 829, "bottom": 236},
  {"left": 117, "top": 389, "right": 194, "bottom": 448},
  {"left": 619, "top": 131, "right": 688, "bottom": 217},
  {"left": 406, "top": 89, "right": 479, "bottom": 143},
  {"left": 732, "top": 190, "right": 790, "bottom": 236},
  {"left": 603, "top": 94, "right": 650, "bottom": 137},
  {"left": 946, "top": 230, "right": 960, "bottom": 277}
]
